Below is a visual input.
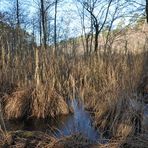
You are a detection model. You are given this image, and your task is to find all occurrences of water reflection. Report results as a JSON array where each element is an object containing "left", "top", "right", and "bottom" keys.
[
  {"left": 6, "top": 99, "right": 100, "bottom": 142},
  {"left": 144, "top": 104, "right": 148, "bottom": 116},
  {"left": 52, "top": 99, "right": 100, "bottom": 141}
]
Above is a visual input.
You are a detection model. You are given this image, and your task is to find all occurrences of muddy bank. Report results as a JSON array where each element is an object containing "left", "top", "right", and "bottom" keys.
[
  {"left": 1, "top": 130, "right": 148, "bottom": 148},
  {"left": 0, "top": 131, "right": 98, "bottom": 148},
  {"left": 0, "top": 131, "right": 56, "bottom": 148}
]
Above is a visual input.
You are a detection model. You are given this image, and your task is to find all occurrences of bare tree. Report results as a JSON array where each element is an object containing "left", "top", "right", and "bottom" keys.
[
  {"left": 36, "top": 0, "right": 55, "bottom": 49},
  {"left": 76, "top": 0, "right": 113, "bottom": 54}
]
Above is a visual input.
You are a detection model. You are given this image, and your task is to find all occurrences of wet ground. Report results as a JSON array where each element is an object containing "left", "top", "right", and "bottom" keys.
[
  {"left": 144, "top": 104, "right": 148, "bottom": 116},
  {"left": 143, "top": 104, "right": 148, "bottom": 130},
  {"left": 6, "top": 99, "right": 100, "bottom": 142}
]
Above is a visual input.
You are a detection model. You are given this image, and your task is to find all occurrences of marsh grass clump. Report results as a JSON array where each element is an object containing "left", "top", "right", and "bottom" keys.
[
  {"left": 31, "top": 85, "right": 70, "bottom": 118},
  {"left": 93, "top": 95, "right": 143, "bottom": 137},
  {"left": 0, "top": 52, "right": 75, "bottom": 121},
  {"left": 2, "top": 84, "right": 70, "bottom": 120},
  {"left": 79, "top": 52, "right": 147, "bottom": 144},
  {"left": 2, "top": 87, "right": 33, "bottom": 120}
]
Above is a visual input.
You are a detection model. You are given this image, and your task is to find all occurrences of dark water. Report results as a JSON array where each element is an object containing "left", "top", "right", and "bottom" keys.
[
  {"left": 143, "top": 104, "right": 148, "bottom": 130},
  {"left": 144, "top": 104, "right": 148, "bottom": 116},
  {"left": 6, "top": 99, "right": 100, "bottom": 142},
  {"left": 51, "top": 99, "right": 100, "bottom": 141}
]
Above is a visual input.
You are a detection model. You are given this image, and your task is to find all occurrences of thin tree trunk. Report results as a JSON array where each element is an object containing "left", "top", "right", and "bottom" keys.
[
  {"left": 41, "top": 0, "right": 47, "bottom": 49},
  {"left": 16, "top": 0, "right": 20, "bottom": 53},
  {"left": 39, "top": 13, "right": 42, "bottom": 47},
  {"left": 54, "top": 0, "right": 58, "bottom": 54},
  {"left": 146, "top": 0, "right": 148, "bottom": 23},
  {"left": 94, "top": 24, "right": 99, "bottom": 53},
  {"left": 16, "top": 0, "right": 20, "bottom": 27}
]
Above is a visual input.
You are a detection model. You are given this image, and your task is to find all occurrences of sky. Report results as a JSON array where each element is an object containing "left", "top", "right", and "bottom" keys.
[{"left": 0, "top": 0, "right": 146, "bottom": 41}]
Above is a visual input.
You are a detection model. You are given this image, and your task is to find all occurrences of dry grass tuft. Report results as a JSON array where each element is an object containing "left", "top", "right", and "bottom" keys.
[
  {"left": 2, "top": 85, "right": 70, "bottom": 120},
  {"left": 81, "top": 52, "right": 147, "bottom": 144},
  {"left": 31, "top": 85, "right": 70, "bottom": 118},
  {"left": 93, "top": 97, "right": 142, "bottom": 138},
  {"left": 2, "top": 88, "right": 33, "bottom": 119}
]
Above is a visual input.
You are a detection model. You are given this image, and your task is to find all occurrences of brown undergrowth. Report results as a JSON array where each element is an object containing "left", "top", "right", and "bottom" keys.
[
  {"left": 0, "top": 45, "right": 148, "bottom": 147},
  {"left": 0, "top": 131, "right": 97, "bottom": 148},
  {"left": 1, "top": 85, "right": 70, "bottom": 120}
]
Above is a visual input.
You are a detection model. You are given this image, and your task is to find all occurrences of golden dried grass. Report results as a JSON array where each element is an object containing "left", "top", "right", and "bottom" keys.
[
  {"left": 2, "top": 85, "right": 70, "bottom": 120},
  {"left": 0, "top": 40, "right": 147, "bottom": 147},
  {"left": 3, "top": 88, "right": 33, "bottom": 119}
]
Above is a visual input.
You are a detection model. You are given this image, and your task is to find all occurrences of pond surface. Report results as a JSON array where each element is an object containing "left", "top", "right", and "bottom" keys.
[
  {"left": 6, "top": 99, "right": 100, "bottom": 142},
  {"left": 144, "top": 104, "right": 148, "bottom": 116},
  {"left": 143, "top": 104, "right": 148, "bottom": 131},
  {"left": 51, "top": 99, "right": 100, "bottom": 141}
]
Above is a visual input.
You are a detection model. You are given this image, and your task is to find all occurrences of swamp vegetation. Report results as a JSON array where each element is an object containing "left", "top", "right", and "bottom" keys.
[
  {"left": 0, "top": 0, "right": 148, "bottom": 147},
  {"left": 0, "top": 42, "right": 148, "bottom": 147}
]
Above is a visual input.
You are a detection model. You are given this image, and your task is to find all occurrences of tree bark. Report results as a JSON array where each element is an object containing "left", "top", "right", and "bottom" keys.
[
  {"left": 54, "top": 0, "right": 58, "bottom": 54},
  {"left": 41, "top": 0, "right": 47, "bottom": 49},
  {"left": 94, "top": 23, "right": 99, "bottom": 53},
  {"left": 16, "top": 0, "right": 20, "bottom": 27},
  {"left": 146, "top": 0, "right": 148, "bottom": 23}
]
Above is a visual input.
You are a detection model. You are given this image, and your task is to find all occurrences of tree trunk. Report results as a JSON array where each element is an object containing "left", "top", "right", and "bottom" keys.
[
  {"left": 54, "top": 0, "right": 58, "bottom": 54},
  {"left": 41, "top": 0, "right": 47, "bottom": 49},
  {"left": 146, "top": 0, "right": 148, "bottom": 23},
  {"left": 16, "top": 0, "right": 20, "bottom": 27},
  {"left": 94, "top": 24, "right": 99, "bottom": 53}
]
